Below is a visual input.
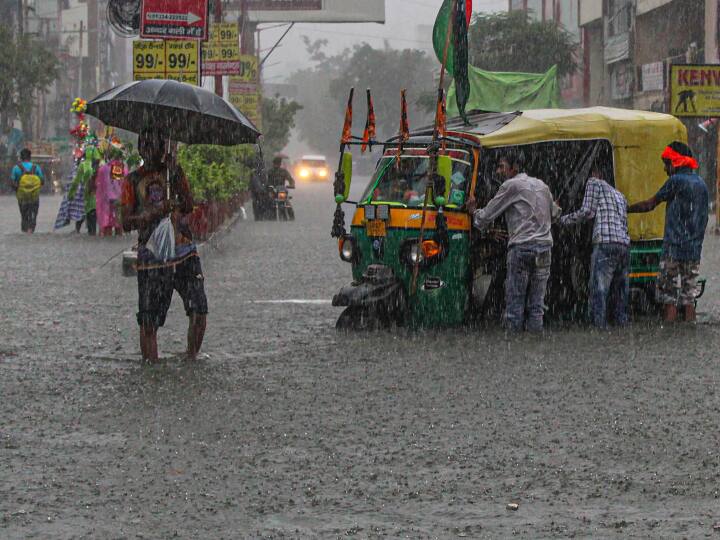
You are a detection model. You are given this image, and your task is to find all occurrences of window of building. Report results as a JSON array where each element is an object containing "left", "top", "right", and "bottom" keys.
[{"left": 607, "top": 0, "right": 631, "bottom": 36}]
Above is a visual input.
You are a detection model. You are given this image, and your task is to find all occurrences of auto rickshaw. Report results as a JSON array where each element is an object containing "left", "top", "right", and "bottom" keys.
[{"left": 331, "top": 107, "right": 701, "bottom": 329}]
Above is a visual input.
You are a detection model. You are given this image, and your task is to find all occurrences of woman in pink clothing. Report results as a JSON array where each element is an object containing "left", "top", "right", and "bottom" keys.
[{"left": 95, "top": 148, "right": 128, "bottom": 237}]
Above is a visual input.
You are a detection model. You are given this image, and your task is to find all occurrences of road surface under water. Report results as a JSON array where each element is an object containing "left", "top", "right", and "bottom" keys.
[{"left": 1, "top": 185, "right": 719, "bottom": 538}]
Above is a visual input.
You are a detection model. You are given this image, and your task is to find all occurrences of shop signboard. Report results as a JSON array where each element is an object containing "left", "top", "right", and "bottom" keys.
[
  {"left": 670, "top": 64, "right": 720, "bottom": 117},
  {"left": 140, "top": 0, "right": 208, "bottom": 40}
]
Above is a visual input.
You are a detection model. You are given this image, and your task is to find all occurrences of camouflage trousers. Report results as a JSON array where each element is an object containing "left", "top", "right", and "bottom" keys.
[{"left": 657, "top": 258, "right": 701, "bottom": 306}]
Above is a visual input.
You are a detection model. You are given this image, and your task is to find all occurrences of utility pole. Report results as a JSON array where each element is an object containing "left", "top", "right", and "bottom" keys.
[
  {"left": 214, "top": 0, "right": 223, "bottom": 96},
  {"left": 17, "top": 0, "right": 23, "bottom": 36}
]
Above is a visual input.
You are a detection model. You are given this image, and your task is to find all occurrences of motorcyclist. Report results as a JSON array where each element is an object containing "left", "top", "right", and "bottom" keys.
[{"left": 267, "top": 156, "right": 296, "bottom": 189}]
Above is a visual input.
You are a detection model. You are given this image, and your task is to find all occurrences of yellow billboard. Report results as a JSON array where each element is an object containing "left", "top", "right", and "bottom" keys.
[
  {"left": 133, "top": 40, "right": 199, "bottom": 85},
  {"left": 670, "top": 64, "right": 720, "bottom": 117}
]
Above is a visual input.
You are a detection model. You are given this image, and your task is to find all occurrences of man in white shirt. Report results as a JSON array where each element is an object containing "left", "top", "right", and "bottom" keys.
[{"left": 467, "top": 153, "right": 561, "bottom": 332}]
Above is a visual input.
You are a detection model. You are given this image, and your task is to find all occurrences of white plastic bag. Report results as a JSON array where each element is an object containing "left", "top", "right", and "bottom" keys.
[{"left": 146, "top": 217, "right": 176, "bottom": 262}]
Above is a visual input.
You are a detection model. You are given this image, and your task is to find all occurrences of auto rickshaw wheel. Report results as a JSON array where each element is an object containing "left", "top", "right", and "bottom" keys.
[
  {"left": 336, "top": 305, "right": 399, "bottom": 331},
  {"left": 336, "top": 306, "right": 372, "bottom": 330}
]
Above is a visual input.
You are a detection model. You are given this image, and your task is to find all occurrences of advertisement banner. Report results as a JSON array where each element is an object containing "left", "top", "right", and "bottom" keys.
[
  {"left": 670, "top": 64, "right": 720, "bottom": 117},
  {"left": 202, "top": 22, "right": 241, "bottom": 76},
  {"left": 229, "top": 79, "right": 261, "bottom": 127},
  {"left": 641, "top": 61, "right": 664, "bottom": 92},
  {"left": 140, "top": 0, "right": 209, "bottom": 40},
  {"left": 133, "top": 40, "right": 200, "bottom": 85}
]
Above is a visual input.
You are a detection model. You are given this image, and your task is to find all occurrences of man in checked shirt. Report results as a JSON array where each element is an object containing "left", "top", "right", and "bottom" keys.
[{"left": 560, "top": 160, "right": 630, "bottom": 329}]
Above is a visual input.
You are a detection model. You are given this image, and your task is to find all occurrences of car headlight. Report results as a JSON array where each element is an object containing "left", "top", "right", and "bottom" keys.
[
  {"left": 339, "top": 235, "right": 356, "bottom": 263},
  {"left": 299, "top": 168, "right": 310, "bottom": 178},
  {"left": 318, "top": 168, "right": 328, "bottom": 177}
]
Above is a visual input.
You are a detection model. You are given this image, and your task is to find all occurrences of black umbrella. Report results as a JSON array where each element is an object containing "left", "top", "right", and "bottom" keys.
[{"left": 85, "top": 79, "right": 261, "bottom": 146}]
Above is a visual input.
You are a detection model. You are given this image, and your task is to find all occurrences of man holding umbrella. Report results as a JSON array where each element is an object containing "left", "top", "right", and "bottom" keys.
[
  {"left": 85, "top": 78, "right": 261, "bottom": 361},
  {"left": 121, "top": 130, "right": 207, "bottom": 362}
]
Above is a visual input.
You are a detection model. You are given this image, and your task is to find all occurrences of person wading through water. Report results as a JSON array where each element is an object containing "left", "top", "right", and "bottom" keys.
[
  {"left": 628, "top": 141, "right": 709, "bottom": 323},
  {"left": 11, "top": 148, "right": 44, "bottom": 233},
  {"left": 121, "top": 130, "right": 208, "bottom": 362}
]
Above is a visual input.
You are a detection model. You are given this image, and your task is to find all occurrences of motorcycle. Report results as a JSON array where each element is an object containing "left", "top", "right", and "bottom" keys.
[{"left": 268, "top": 185, "right": 295, "bottom": 221}]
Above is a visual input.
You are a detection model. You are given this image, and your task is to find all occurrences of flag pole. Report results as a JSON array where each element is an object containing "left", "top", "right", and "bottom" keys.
[{"left": 410, "top": 2, "right": 457, "bottom": 296}]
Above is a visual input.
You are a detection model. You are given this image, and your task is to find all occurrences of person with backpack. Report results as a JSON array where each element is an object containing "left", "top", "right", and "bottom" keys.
[{"left": 11, "top": 149, "right": 45, "bottom": 233}]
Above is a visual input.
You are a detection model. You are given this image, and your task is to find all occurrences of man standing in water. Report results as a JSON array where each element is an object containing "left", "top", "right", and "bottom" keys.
[
  {"left": 628, "top": 142, "right": 708, "bottom": 323},
  {"left": 121, "top": 131, "right": 208, "bottom": 362},
  {"left": 468, "top": 153, "right": 561, "bottom": 332},
  {"left": 560, "top": 159, "right": 630, "bottom": 329}
]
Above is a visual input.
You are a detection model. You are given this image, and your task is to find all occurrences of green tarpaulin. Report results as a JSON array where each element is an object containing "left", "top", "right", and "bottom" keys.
[{"left": 447, "top": 65, "right": 561, "bottom": 115}]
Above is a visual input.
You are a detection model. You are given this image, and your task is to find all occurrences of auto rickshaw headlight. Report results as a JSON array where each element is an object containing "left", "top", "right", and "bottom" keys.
[
  {"left": 408, "top": 243, "right": 424, "bottom": 265},
  {"left": 339, "top": 235, "right": 356, "bottom": 263}
]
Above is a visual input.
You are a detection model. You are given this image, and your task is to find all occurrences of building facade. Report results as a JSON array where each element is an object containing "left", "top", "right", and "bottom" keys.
[{"left": 509, "top": 0, "right": 584, "bottom": 106}]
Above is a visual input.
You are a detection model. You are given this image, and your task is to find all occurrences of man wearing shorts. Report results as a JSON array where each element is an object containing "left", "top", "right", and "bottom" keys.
[
  {"left": 121, "top": 131, "right": 208, "bottom": 361},
  {"left": 628, "top": 141, "right": 709, "bottom": 323}
]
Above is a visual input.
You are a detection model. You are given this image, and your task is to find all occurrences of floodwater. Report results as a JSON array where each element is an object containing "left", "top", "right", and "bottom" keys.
[{"left": 1, "top": 185, "right": 719, "bottom": 538}]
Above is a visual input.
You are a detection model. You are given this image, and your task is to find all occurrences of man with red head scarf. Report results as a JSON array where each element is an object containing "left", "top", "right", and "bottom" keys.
[{"left": 628, "top": 141, "right": 709, "bottom": 323}]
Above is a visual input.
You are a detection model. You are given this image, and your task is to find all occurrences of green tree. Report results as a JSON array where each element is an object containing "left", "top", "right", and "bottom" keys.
[
  {"left": 289, "top": 40, "right": 436, "bottom": 154},
  {"left": 260, "top": 95, "right": 302, "bottom": 159},
  {"left": 0, "top": 25, "right": 59, "bottom": 136},
  {"left": 468, "top": 11, "right": 578, "bottom": 77}
]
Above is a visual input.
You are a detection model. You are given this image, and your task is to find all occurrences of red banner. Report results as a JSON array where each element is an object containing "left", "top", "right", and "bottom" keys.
[{"left": 141, "top": 0, "right": 209, "bottom": 40}]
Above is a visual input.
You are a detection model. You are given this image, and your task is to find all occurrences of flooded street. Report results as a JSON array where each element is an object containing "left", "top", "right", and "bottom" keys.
[{"left": 1, "top": 186, "right": 720, "bottom": 538}]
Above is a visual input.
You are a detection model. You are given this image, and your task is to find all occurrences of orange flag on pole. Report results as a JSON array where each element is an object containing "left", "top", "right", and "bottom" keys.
[
  {"left": 361, "top": 89, "right": 376, "bottom": 153},
  {"left": 340, "top": 88, "right": 354, "bottom": 145}
]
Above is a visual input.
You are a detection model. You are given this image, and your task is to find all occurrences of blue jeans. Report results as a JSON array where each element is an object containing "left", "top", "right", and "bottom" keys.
[
  {"left": 589, "top": 243, "right": 630, "bottom": 328},
  {"left": 505, "top": 243, "right": 552, "bottom": 332}
]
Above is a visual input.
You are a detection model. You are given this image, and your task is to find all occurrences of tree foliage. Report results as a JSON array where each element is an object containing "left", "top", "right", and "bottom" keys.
[
  {"left": 0, "top": 25, "right": 59, "bottom": 134},
  {"left": 468, "top": 11, "right": 578, "bottom": 77},
  {"left": 178, "top": 144, "right": 254, "bottom": 202},
  {"left": 261, "top": 96, "right": 302, "bottom": 159},
  {"left": 288, "top": 40, "right": 436, "bottom": 153}
]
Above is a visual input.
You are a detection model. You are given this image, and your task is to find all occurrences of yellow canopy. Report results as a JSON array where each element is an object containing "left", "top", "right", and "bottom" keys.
[{"left": 462, "top": 107, "right": 688, "bottom": 241}]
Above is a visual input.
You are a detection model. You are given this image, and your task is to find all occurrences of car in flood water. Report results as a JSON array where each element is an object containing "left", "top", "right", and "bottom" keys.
[{"left": 331, "top": 108, "right": 702, "bottom": 329}]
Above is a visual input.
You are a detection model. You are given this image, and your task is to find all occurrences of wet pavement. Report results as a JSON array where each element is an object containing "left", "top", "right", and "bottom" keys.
[{"left": 1, "top": 187, "right": 720, "bottom": 538}]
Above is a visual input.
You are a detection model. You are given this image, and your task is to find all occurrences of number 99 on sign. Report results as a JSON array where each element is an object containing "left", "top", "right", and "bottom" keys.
[
  {"left": 135, "top": 53, "right": 162, "bottom": 71},
  {"left": 167, "top": 53, "right": 192, "bottom": 71}
]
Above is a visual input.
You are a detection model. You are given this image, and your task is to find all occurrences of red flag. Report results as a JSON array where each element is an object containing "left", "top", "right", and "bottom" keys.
[
  {"left": 396, "top": 89, "right": 410, "bottom": 164},
  {"left": 361, "top": 89, "right": 376, "bottom": 154},
  {"left": 340, "top": 88, "right": 354, "bottom": 145}
]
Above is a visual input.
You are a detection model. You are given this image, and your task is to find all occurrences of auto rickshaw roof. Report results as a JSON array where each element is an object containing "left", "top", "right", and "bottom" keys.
[
  {"left": 445, "top": 107, "right": 687, "bottom": 242},
  {"left": 449, "top": 107, "right": 686, "bottom": 149}
]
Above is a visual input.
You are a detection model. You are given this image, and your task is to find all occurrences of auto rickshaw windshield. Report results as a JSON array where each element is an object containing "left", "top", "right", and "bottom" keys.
[{"left": 361, "top": 155, "right": 471, "bottom": 207}]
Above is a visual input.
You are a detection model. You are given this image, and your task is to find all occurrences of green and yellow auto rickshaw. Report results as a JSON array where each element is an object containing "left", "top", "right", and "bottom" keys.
[{"left": 331, "top": 107, "right": 701, "bottom": 329}]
